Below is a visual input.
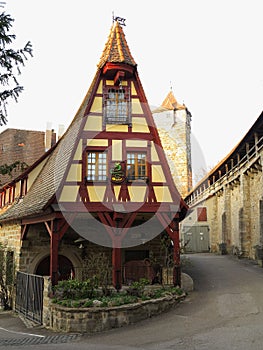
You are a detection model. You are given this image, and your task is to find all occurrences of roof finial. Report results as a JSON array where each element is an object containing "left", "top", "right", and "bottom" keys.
[
  {"left": 170, "top": 81, "right": 173, "bottom": 91},
  {"left": 112, "top": 14, "right": 126, "bottom": 26}
]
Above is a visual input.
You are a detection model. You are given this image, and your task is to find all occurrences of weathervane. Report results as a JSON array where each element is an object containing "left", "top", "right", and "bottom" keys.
[{"left": 112, "top": 12, "right": 126, "bottom": 26}]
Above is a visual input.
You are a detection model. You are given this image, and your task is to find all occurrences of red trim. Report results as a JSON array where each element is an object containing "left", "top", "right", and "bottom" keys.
[
  {"left": 58, "top": 201, "right": 178, "bottom": 213},
  {"left": 114, "top": 71, "right": 125, "bottom": 85},
  {"left": 21, "top": 225, "right": 28, "bottom": 240},
  {"left": 112, "top": 247, "right": 122, "bottom": 290},
  {"left": 103, "top": 62, "right": 134, "bottom": 76},
  {"left": 21, "top": 212, "right": 63, "bottom": 225}
]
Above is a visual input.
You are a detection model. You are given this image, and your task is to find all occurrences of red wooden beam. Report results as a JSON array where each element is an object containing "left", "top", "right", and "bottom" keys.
[
  {"left": 156, "top": 212, "right": 181, "bottom": 286},
  {"left": 50, "top": 231, "right": 59, "bottom": 286},
  {"left": 21, "top": 212, "right": 63, "bottom": 225},
  {"left": 21, "top": 224, "right": 29, "bottom": 241},
  {"left": 112, "top": 246, "right": 122, "bottom": 291}
]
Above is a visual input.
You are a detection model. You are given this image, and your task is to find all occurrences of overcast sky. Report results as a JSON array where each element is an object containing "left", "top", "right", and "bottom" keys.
[{"left": 2, "top": 0, "right": 263, "bottom": 174}]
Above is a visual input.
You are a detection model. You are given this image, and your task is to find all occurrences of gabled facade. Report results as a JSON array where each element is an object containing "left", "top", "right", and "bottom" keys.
[{"left": 0, "top": 19, "right": 187, "bottom": 290}]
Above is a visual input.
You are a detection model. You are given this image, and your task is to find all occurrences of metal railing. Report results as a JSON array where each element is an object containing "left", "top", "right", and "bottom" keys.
[{"left": 15, "top": 271, "right": 44, "bottom": 325}]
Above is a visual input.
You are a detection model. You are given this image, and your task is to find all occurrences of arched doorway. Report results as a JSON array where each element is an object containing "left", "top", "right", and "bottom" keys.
[{"left": 36, "top": 255, "right": 74, "bottom": 280}]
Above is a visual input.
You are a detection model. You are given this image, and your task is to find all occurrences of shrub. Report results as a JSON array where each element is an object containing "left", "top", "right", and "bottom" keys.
[
  {"left": 127, "top": 278, "right": 150, "bottom": 297},
  {"left": 53, "top": 277, "right": 99, "bottom": 300}
]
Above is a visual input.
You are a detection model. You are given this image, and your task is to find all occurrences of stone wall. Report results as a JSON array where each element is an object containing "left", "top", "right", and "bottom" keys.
[
  {"left": 0, "top": 220, "right": 22, "bottom": 271},
  {"left": 49, "top": 293, "right": 185, "bottom": 333},
  {"left": 184, "top": 151, "right": 263, "bottom": 260}
]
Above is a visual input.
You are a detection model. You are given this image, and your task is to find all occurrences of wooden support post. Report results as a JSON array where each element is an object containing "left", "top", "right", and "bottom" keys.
[
  {"left": 172, "top": 221, "right": 181, "bottom": 287},
  {"left": 112, "top": 246, "right": 122, "bottom": 291},
  {"left": 50, "top": 231, "right": 59, "bottom": 286},
  {"left": 172, "top": 233, "right": 181, "bottom": 287}
]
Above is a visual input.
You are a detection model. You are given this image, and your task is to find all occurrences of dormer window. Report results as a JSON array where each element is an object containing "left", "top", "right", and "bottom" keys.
[{"left": 103, "top": 86, "right": 130, "bottom": 125}]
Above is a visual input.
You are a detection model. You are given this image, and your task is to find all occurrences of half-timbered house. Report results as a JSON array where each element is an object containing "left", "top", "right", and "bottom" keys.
[{"left": 0, "top": 18, "right": 187, "bottom": 290}]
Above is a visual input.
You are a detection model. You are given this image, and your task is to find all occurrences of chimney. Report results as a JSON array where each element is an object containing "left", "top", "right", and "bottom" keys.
[
  {"left": 45, "top": 122, "right": 57, "bottom": 150},
  {"left": 58, "top": 124, "right": 65, "bottom": 140},
  {"left": 51, "top": 129, "right": 57, "bottom": 147}
]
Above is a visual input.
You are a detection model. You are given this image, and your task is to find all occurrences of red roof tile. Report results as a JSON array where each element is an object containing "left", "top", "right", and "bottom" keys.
[{"left": 98, "top": 20, "right": 136, "bottom": 69}]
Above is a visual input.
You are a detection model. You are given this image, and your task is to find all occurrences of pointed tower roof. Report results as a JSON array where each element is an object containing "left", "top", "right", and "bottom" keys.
[
  {"left": 98, "top": 20, "right": 137, "bottom": 69},
  {"left": 152, "top": 91, "right": 186, "bottom": 114}
]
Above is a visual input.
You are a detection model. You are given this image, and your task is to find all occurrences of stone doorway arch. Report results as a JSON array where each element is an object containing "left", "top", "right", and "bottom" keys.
[{"left": 36, "top": 255, "right": 74, "bottom": 281}]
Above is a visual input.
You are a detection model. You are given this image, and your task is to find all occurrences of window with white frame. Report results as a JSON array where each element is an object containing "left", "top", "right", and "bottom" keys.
[{"left": 87, "top": 151, "right": 107, "bottom": 181}]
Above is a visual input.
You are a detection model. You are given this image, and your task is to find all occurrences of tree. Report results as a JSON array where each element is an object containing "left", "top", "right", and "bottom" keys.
[{"left": 0, "top": 9, "right": 33, "bottom": 126}]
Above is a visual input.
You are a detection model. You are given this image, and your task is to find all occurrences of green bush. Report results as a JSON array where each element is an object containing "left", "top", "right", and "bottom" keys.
[
  {"left": 53, "top": 277, "right": 99, "bottom": 300},
  {"left": 127, "top": 278, "right": 150, "bottom": 297},
  {"left": 51, "top": 281, "right": 184, "bottom": 309}
]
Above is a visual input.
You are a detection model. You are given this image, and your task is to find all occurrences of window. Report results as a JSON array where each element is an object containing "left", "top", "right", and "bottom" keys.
[
  {"left": 104, "top": 87, "right": 130, "bottom": 124},
  {"left": 87, "top": 152, "right": 107, "bottom": 181},
  {"left": 197, "top": 207, "right": 207, "bottom": 221},
  {"left": 126, "top": 152, "right": 147, "bottom": 181}
]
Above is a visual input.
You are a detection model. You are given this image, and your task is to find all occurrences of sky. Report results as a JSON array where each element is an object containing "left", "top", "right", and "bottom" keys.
[{"left": 2, "top": 0, "right": 263, "bottom": 176}]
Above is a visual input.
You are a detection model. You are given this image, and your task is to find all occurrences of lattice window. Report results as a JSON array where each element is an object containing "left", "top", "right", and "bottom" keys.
[
  {"left": 126, "top": 152, "right": 147, "bottom": 181},
  {"left": 87, "top": 152, "right": 107, "bottom": 181},
  {"left": 104, "top": 87, "right": 130, "bottom": 124}
]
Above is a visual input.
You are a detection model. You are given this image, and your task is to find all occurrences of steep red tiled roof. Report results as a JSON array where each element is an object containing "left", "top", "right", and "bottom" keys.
[{"left": 98, "top": 20, "right": 136, "bottom": 68}]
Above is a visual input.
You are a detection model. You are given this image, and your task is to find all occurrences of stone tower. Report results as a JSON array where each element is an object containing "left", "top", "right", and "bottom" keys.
[{"left": 152, "top": 91, "right": 192, "bottom": 198}]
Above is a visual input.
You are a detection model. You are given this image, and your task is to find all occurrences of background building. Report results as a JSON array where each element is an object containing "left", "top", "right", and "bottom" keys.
[
  {"left": 152, "top": 91, "right": 192, "bottom": 198},
  {"left": 183, "top": 110, "right": 263, "bottom": 261}
]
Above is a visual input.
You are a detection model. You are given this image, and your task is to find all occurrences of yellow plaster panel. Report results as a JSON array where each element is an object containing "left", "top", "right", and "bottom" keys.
[
  {"left": 152, "top": 165, "right": 166, "bottom": 182},
  {"left": 59, "top": 186, "right": 79, "bottom": 202},
  {"left": 126, "top": 140, "right": 147, "bottom": 148},
  {"left": 66, "top": 164, "right": 81, "bottom": 182},
  {"left": 131, "top": 82, "right": 137, "bottom": 95},
  {"left": 15, "top": 182, "right": 20, "bottom": 198},
  {"left": 114, "top": 185, "right": 121, "bottom": 199},
  {"left": 152, "top": 165, "right": 166, "bottom": 183},
  {"left": 106, "top": 80, "right": 114, "bottom": 85},
  {"left": 129, "top": 185, "right": 147, "bottom": 202},
  {"left": 73, "top": 141, "right": 82, "bottom": 160},
  {"left": 90, "top": 97, "right": 102, "bottom": 113},
  {"left": 112, "top": 140, "right": 123, "bottom": 160},
  {"left": 97, "top": 81, "right": 103, "bottom": 94},
  {"left": 87, "top": 139, "right": 108, "bottom": 147},
  {"left": 84, "top": 115, "right": 102, "bottom": 131},
  {"left": 132, "top": 98, "right": 143, "bottom": 114},
  {"left": 132, "top": 117, "right": 150, "bottom": 133},
  {"left": 151, "top": 142, "right": 159, "bottom": 162},
  {"left": 87, "top": 186, "right": 106, "bottom": 202},
  {"left": 154, "top": 186, "right": 173, "bottom": 203},
  {"left": 106, "top": 124, "right": 128, "bottom": 132}
]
